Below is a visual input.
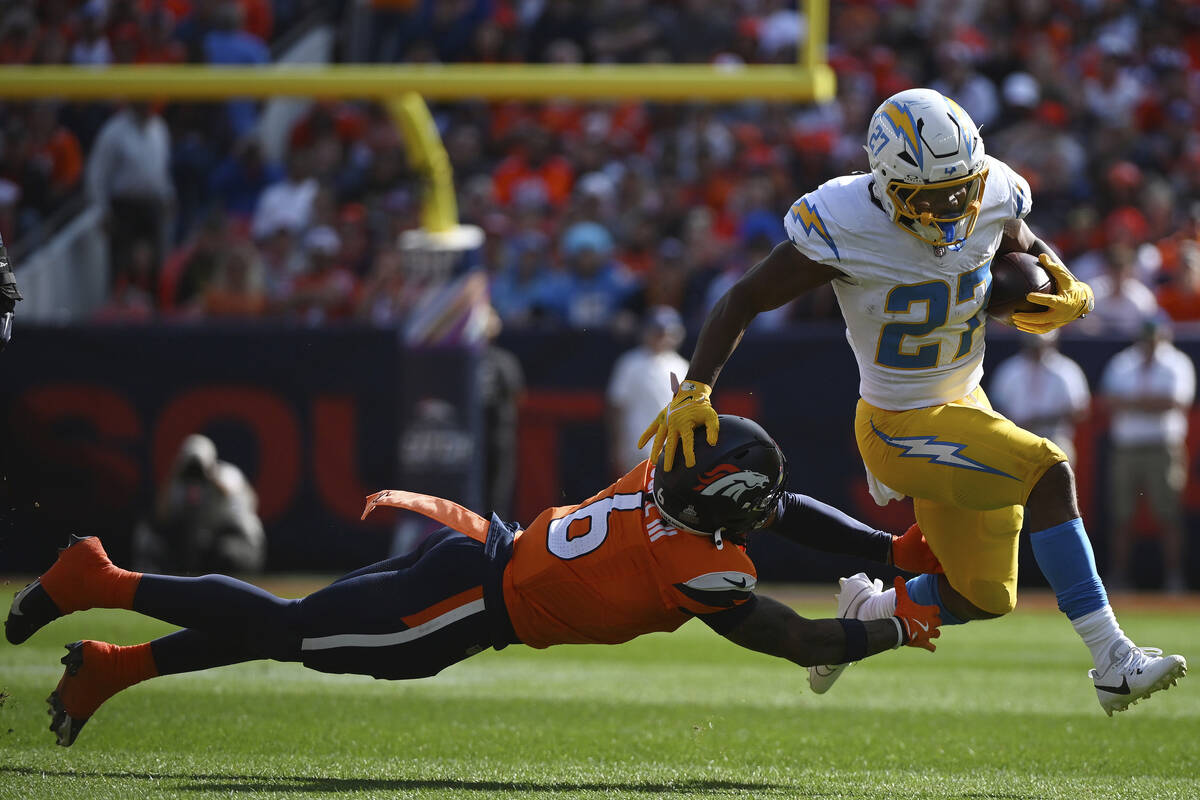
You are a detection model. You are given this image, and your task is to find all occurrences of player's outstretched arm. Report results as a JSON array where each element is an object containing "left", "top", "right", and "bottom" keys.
[
  {"left": 719, "top": 580, "right": 940, "bottom": 668},
  {"left": 766, "top": 493, "right": 943, "bottom": 573},
  {"left": 640, "top": 241, "right": 842, "bottom": 470}
]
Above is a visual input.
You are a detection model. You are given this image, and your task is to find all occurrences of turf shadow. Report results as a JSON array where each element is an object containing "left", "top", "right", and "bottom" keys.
[
  {"left": 184, "top": 777, "right": 792, "bottom": 795},
  {"left": 0, "top": 766, "right": 1069, "bottom": 797},
  {"left": 0, "top": 767, "right": 796, "bottom": 796}
]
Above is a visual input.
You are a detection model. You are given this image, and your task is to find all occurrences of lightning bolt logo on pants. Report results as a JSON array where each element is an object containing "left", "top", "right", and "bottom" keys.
[{"left": 869, "top": 419, "right": 1018, "bottom": 479}]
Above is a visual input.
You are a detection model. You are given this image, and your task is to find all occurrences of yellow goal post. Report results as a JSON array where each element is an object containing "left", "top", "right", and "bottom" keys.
[{"left": 0, "top": 0, "right": 833, "bottom": 236}]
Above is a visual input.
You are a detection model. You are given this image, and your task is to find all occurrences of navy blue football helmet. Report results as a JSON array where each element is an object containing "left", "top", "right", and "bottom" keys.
[{"left": 650, "top": 415, "right": 787, "bottom": 546}]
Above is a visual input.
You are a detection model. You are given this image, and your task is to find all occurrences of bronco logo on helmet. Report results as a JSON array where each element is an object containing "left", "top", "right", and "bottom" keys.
[
  {"left": 653, "top": 415, "right": 788, "bottom": 543},
  {"left": 693, "top": 464, "right": 772, "bottom": 502}
]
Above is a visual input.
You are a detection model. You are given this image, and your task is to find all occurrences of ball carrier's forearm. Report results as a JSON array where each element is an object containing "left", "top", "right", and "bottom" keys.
[
  {"left": 1026, "top": 237, "right": 1062, "bottom": 262},
  {"left": 686, "top": 242, "right": 844, "bottom": 387},
  {"left": 1000, "top": 219, "right": 1058, "bottom": 260},
  {"left": 684, "top": 286, "right": 757, "bottom": 387},
  {"left": 640, "top": 243, "right": 844, "bottom": 470}
]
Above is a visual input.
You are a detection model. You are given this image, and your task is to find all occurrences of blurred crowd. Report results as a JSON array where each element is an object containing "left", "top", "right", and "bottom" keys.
[
  {"left": 3, "top": 0, "right": 1200, "bottom": 336},
  {"left": 0, "top": 0, "right": 328, "bottom": 247}
]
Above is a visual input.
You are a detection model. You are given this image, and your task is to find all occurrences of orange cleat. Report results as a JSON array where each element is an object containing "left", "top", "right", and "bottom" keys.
[
  {"left": 47, "top": 640, "right": 156, "bottom": 747},
  {"left": 6, "top": 536, "right": 140, "bottom": 646}
]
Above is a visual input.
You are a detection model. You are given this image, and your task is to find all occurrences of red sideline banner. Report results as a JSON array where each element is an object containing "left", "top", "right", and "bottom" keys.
[{"left": 0, "top": 324, "right": 480, "bottom": 572}]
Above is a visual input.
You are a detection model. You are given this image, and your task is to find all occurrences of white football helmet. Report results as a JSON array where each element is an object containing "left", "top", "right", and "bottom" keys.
[{"left": 865, "top": 88, "right": 987, "bottom": 249}]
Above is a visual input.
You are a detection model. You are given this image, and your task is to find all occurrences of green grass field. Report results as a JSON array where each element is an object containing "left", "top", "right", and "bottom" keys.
[{"left": 1, "top": 584, "right": 1197, "bottom": 800}]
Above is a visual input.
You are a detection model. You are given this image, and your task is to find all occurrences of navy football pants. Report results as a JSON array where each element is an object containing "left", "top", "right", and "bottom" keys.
[{"left": 134, "top": 529, "right": 499, "bottom": 680}]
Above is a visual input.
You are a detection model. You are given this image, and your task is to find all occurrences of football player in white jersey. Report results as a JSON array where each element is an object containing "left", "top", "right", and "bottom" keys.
[{"left": 640, "top": 88, "right": 1186, "bottom": 715}]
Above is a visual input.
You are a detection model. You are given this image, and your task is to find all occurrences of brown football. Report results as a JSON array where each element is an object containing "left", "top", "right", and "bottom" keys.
[{"left": 986, "top": 251, "right": 1055, "bottom": 325}]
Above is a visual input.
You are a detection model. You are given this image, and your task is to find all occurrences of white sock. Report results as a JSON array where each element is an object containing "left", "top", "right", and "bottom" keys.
[
  {"left": 858, "top": 587, "right": 897, "bottom": 620},
  {"left": 1072, "top": 605, "right": 1128, "bottom": 668}
]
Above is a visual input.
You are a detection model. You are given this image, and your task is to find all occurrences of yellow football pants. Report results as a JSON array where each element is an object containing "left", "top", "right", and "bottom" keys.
[{"left": 855, "top": 387, "right": 1067, "bottom": 614}]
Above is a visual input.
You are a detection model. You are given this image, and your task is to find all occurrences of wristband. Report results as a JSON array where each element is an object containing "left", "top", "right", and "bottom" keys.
[{"left": 837, "top": 617, "right": 868, "bottom": 663}]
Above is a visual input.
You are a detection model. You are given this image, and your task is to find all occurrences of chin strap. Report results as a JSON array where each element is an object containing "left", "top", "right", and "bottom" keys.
[{"left": 712, "top": 528, "right": 724, "bottom": 550}]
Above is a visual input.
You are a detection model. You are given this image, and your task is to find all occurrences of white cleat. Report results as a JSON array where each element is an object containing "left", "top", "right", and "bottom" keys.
[
  {"left": 808, "top": 572, "right": 884, "bottom": 694},
  {"left": 1089, "top": 641, "right": 1187, "bottom": 716}
]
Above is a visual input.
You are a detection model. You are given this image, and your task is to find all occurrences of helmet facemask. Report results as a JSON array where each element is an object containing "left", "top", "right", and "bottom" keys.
[{"left": 885, "top": 167, "right": 988, "bottom": 248}]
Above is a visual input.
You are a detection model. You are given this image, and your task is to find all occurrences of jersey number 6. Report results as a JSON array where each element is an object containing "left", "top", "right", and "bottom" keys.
[{"left": 546, "top": 492, "right": 643, "bottom": 560}]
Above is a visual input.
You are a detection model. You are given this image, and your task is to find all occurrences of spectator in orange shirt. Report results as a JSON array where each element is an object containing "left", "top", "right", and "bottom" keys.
[
  {"left": 493, "top": 126, "right": 574, "bottom": 209},
  {"left": 237, "top": 0, "right": 272, "bottom": 43},
  {"left": 1157, "top": 240, "right": 1200, "bottom": 323},
  {"left": 110, "top": 21, "right": 142, "bottom": 64},
  {"left": 202, "top": 243, "right": 269, "bottom": 318},
  {"left": 27, "top": 103, "right": 83, "bottom": 205},
  {"left": 0, "top": 8, "right": 37, "bottom": 64},
  {"left": 161, "top": 213, "right": 229, "bottom": 310}
]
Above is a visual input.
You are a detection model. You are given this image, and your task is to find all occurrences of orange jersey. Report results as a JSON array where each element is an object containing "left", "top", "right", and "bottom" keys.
[{"left": 502, "top": 462, "right": 757, "bottom": 649}]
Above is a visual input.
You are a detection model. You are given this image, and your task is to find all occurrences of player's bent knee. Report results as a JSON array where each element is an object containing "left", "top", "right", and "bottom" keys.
[
  {"left": 250, "top": 598, "right": 305, "bottom": 662},
  {"left": 964, "top": 579, "right": 1017, "bottom": 616}
]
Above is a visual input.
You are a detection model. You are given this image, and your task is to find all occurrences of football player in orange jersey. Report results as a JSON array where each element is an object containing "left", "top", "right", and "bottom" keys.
[{"left": 7, "top": 416, "right": 943, "bottom": 748}]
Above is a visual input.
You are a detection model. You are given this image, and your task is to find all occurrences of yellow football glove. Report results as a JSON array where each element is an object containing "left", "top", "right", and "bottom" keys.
[
  {"left": 1011, "top": 253, "right": 1095, "bottom": 335},
  {"left": 637, "top": 379, "right": 720, "bottom": 471}
]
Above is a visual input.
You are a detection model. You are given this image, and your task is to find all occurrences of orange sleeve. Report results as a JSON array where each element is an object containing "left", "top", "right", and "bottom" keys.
[
  {"left": 668, "top": 566, "right": 757, "bottom": 615},
  {"left": 653, "top": 530, "right": 758, "bottom": 617}
]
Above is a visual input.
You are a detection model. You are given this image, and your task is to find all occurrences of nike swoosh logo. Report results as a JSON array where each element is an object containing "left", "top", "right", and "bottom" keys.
[
  {"left": 8, "top": 581, "right": 40, "bottom": 617},
  {"left": 1094, "top": 676, "right": 1131, "bottom": 695},
  {"left": 723, "top": 576, "right": 748, "bottom": 588},
  {"left": 912, "top": 619, "right": 930, "bottom": 633}
]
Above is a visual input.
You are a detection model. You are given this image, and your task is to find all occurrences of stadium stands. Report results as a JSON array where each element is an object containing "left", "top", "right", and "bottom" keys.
[{"left": 2, "top": 0, "right": 1199, "bottom": 335}]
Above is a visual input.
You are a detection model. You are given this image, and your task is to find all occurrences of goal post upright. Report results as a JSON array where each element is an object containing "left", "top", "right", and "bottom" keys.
[{"left": 386, "top": 92, "right": 459, "bottom": 235}]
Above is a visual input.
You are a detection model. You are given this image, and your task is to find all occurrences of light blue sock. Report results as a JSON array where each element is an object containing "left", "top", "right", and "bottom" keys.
[
  {"left": 1029, "top": 518, "right": 1108, "bottom": 620},
  {"left": 905, "top": 573, "right": 965, "bottom": 625}
]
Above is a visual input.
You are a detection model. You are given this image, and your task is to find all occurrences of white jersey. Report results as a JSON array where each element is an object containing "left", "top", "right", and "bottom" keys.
[{"left": 784, "top": 155, "right": 1032, "bottom": 410}]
